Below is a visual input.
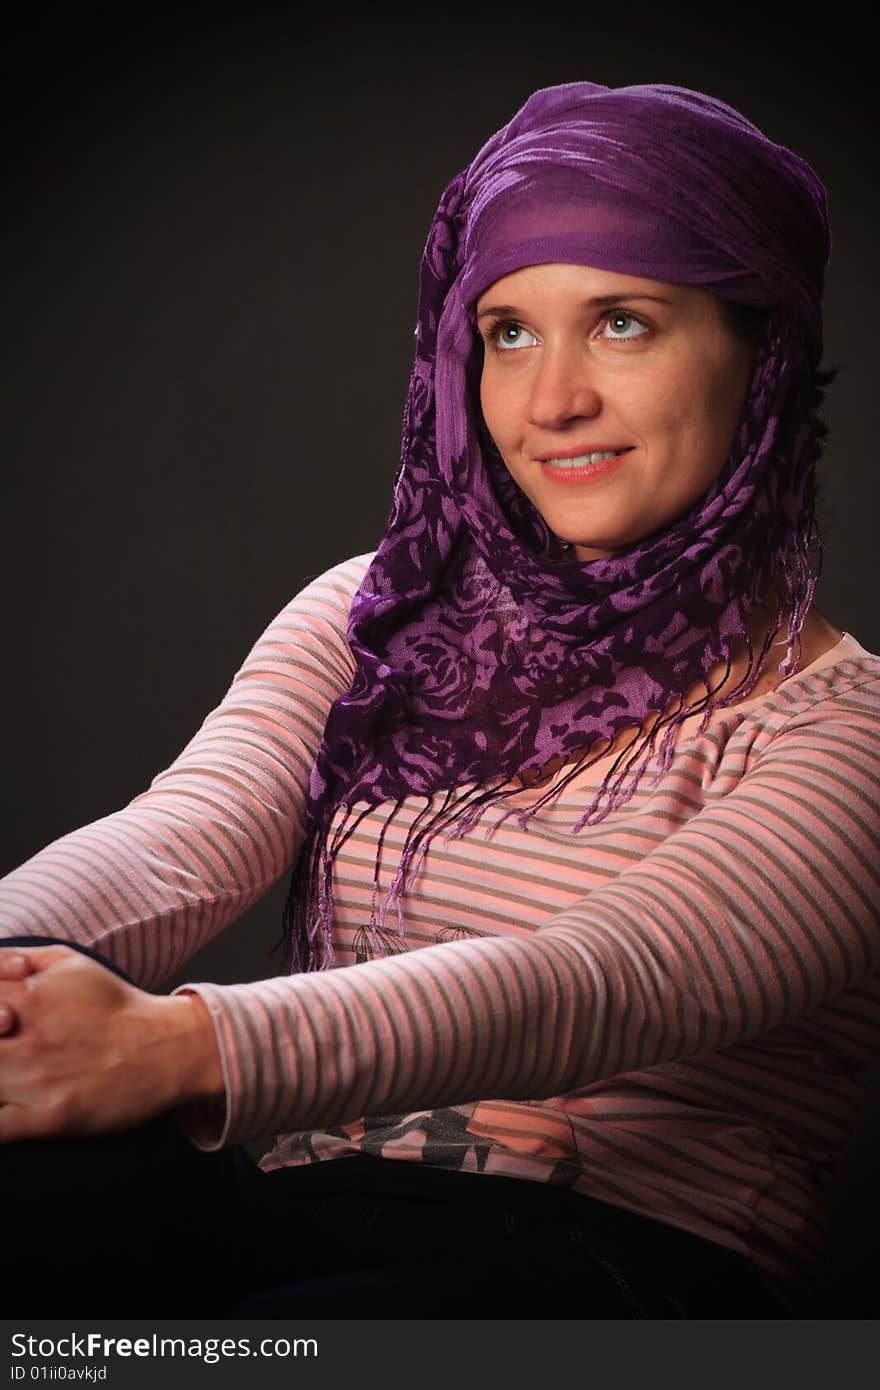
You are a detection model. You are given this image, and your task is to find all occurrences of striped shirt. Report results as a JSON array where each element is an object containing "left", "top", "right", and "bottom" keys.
[{"left": 2, "top": 552, "right": 879, "bottom": 1299}]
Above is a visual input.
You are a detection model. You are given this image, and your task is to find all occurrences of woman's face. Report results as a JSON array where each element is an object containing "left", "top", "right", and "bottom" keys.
[{"left": 476, "top": 263, "right": 756, "bottom": 561}]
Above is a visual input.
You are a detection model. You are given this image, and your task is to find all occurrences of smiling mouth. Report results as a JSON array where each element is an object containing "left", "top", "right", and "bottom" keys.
[{"left": 542, "top": 448, "right": 632, "bottom": 469}]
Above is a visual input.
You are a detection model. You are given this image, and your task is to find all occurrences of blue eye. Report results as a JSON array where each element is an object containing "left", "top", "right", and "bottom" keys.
[{"left": 600, "top": 310, "right": 648, "bottom": 340}]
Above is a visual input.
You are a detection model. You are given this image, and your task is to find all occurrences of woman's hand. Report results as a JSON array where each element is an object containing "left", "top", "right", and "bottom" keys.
[{"left": 0, "top": 945, "right": 224, "bottom": 1144}]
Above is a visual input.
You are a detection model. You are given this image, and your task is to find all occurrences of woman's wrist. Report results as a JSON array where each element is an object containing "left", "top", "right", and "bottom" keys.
[
  {"left": 158, "top": 989, "right": 225, "bottom": 1106},
  {"left": 154, "top": 990, "right": 228, "bottom": 1148}
]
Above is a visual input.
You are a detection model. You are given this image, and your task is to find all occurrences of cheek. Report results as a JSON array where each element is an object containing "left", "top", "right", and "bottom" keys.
[
  {"left": 479, "top": 369, "right": 515, "bottom": 449},
  {"left": 694, "top": 334, "right": 754, "bottom": 425},
  {"left": 642, "top": 356, "right": 737, "bottom": 448},
  {"left": 621, "top": 376, "right": 692, "bottom": 443},
  {"left": 479, "top": 366, "right": 500, "bottom": 421},
  {"left": 695, "top": 361, "right": 752, "bottom": 463}
]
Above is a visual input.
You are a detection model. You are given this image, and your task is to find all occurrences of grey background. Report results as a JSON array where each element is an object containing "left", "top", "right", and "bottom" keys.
[{"left": 2, "top": 4, "right": 877, "bottom": 1286}]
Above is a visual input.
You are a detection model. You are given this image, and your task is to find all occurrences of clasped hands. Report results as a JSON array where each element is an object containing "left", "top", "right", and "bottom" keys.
[{"left": 0, "top": 945, "right": 224, "bottom": 1144}]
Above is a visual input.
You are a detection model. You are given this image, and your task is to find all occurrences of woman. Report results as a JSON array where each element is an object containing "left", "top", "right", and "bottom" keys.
[{"left": 1, "top": 81, "right": 878, "bottom": 1319}]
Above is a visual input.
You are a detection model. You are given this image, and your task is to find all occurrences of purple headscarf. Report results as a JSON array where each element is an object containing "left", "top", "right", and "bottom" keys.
[{"left": 282, "top": 81, "right": 831, "bottom": 971}]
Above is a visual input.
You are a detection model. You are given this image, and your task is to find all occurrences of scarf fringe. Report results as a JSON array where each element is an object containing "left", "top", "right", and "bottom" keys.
[{"left": 280, "top": 505, "right": 822, "bottom": 976}]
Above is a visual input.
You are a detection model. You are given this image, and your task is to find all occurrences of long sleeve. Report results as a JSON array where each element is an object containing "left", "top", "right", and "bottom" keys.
[
  {"left": 0, "top": 554, "right": 368, "bottom": 990},
  {"left": 175, "top": 664, "right": 880, "bottom": 1149}
]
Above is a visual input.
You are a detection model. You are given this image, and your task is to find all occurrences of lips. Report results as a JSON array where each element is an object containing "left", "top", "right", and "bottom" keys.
[
  {"left": 537, "top": 448, "right": 632, "bottom": 486},
  {"left": 536, "top": 446, "right": 632, "bottom": 463},
  {"left": 540, "top": 448, "right": 633, "bottom": 469}
]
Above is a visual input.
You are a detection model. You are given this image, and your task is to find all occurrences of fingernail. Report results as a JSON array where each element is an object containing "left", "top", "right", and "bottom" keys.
[
  {"left": 0, "top": 1004, "right": 12, "bottom": 1026},
  {"left": 1, "top": 955, "right": 26, "bottom": 971}
]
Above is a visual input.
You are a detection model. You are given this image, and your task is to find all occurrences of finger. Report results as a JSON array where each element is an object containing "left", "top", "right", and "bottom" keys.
[
  {"left": 1, "top": 944, "right": 78, "bottom": 974},
  {"left": 0, "top": 1001, "right": 17, "bottom": 1034},
  {"left": 0, "top": 953, "right": 34, "bottom": 980}
]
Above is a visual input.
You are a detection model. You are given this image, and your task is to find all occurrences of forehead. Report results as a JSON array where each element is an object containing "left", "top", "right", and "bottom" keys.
[{"left": 474, "top": 262, "right": 699, "bottom": 313}]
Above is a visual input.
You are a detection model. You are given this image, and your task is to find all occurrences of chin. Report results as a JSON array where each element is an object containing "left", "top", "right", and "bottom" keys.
[{"left": 554, "top": 524, "right": 638, "bottom": 557}]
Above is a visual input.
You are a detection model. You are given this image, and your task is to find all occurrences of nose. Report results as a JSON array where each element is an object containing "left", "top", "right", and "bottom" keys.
[{"left": 525, "top": 344, "right": 602, "bottom": 430}]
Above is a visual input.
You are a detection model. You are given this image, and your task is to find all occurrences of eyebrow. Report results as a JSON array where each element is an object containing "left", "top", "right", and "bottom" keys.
[{"left": 475, "top": 293, "right": 672, "bottom": 320}]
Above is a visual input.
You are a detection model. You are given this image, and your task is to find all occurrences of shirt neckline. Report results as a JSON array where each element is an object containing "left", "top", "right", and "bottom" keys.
[{"left": 500, "top": 633, "right": 872, "bottom": 808}]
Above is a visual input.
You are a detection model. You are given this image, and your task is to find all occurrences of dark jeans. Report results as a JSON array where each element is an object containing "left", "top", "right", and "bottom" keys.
[{"left": 1, "top": 937, "right": 791, "bottom": 1319}]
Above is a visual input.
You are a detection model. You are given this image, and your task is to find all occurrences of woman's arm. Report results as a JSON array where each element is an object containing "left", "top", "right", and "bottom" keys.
[
  {"left": 173, "top": 670, "right": 880, "bottom": 1149},
  {"left": 0, "top": 554, "right": 370, "bottom": 990},
  {"left": 3, "top": 626, "right": 877, "bottom": 1151}
]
